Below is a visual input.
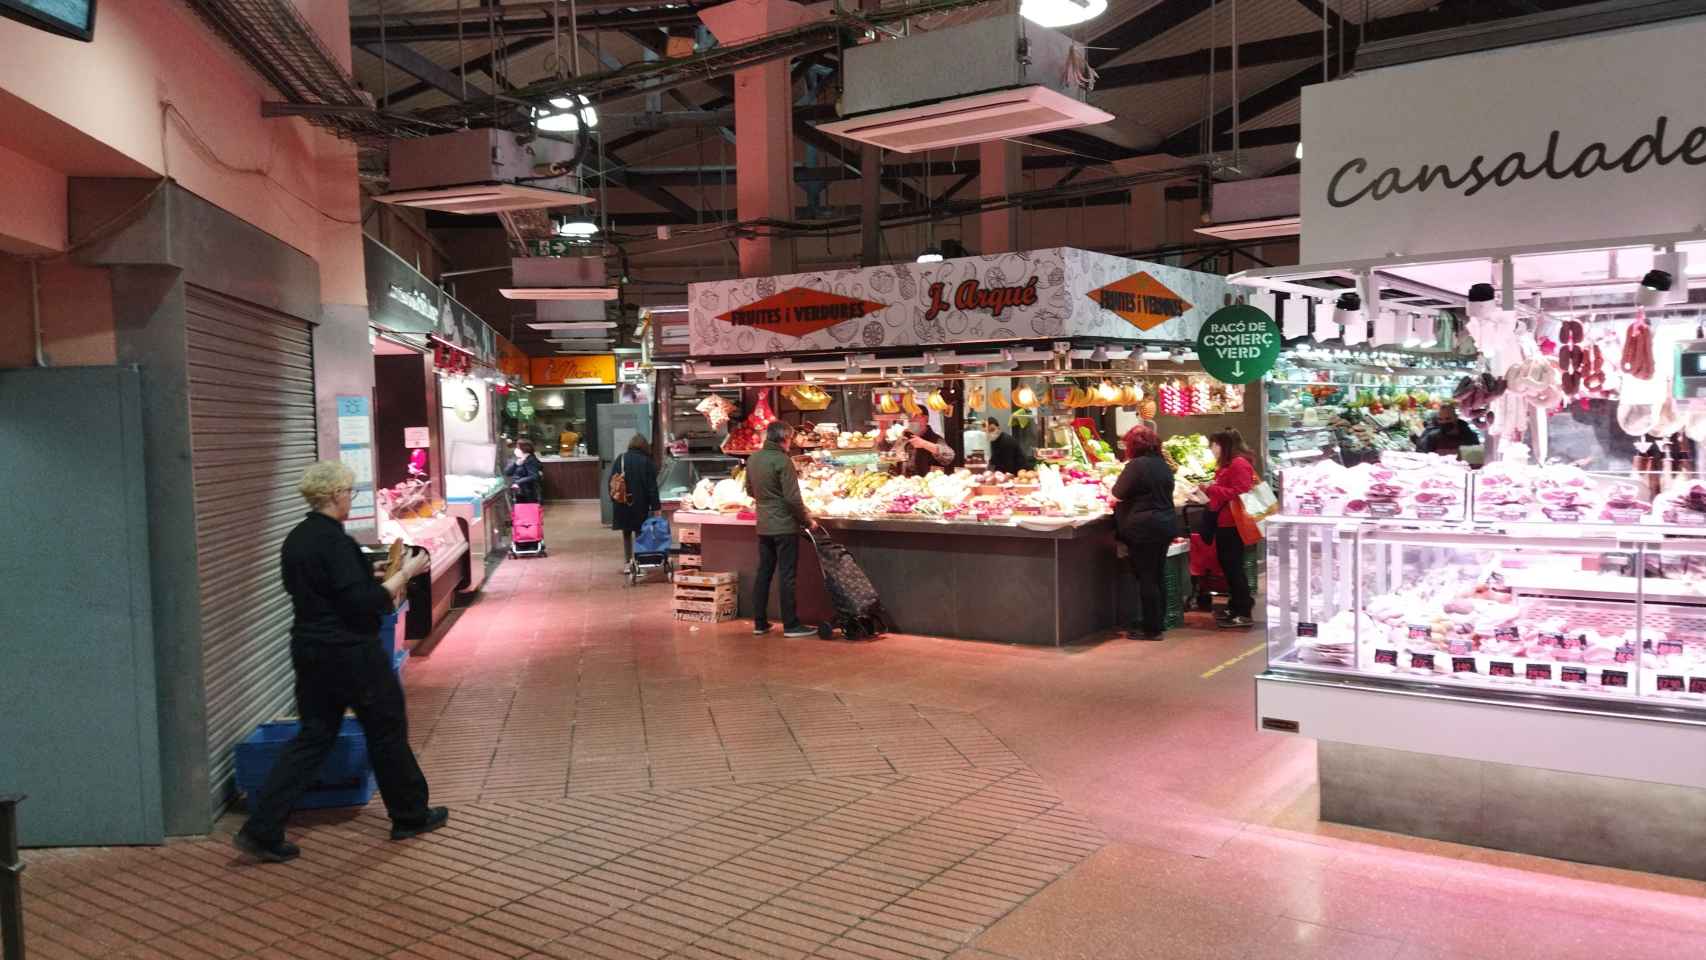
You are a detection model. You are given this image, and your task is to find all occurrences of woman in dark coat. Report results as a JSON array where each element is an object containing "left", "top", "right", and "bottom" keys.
[
  {"left": 610, "top": 434, "right": 661, "bottom": 563},
  {"left": 504, "top": 441, "right": 544, "bottom": 503},
  {"left": 1111, "top": 425, "right": 1179, "bottom": 640}
]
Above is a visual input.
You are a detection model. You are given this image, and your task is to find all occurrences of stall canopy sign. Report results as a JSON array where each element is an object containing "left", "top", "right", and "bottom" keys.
[
  {"left": 1196, "top": 305, "right": 1280, "bottom": 384},
  {"left": 1085, "top": 271, "right": 1192, "bottom": 331},
  {"left": 924, "top": 277, "right": 1038, "bottom": 323},
  {"left": 529, "top": 354, "right": 617, "bottom": 385},
  {"left": 716, "top": 287, "right": 889, "bottom": 338}
]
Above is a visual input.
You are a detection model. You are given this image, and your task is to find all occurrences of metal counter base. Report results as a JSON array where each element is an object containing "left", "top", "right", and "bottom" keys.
[
  {"left": 689, "top": 513, "right": 1141, "bottom": 646},
  {"left": 1258, "top": 673, "right": 1706, "bottom": 880}
]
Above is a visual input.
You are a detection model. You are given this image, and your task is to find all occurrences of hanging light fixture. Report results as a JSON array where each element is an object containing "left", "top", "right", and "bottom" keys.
[
  {"left": 558, "top": 220, "right": 599, "bottom": 238},
  {"left": 535, "top": 95, "right": 598, "bottom": 133},
  {"left": 1020, "top": 0, "right": 1109, "bottom": 28},
  {"left": 916, "top": 246, "right": 944, "bottom": 264}
]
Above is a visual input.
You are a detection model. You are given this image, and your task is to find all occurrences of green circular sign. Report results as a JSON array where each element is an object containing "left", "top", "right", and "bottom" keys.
[{"left": 1196, "top": 304, "right": 1280, "bottom": 385}]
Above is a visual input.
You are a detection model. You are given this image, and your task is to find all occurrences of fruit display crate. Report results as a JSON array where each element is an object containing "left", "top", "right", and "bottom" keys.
[
  {"left": 678, "top": 524, "right": 701, "bottom": 545},
  {"left": 234, "top": 717, "right": 375, "bottom": 811},
  {"left": 1162, "top": 552, "right": 1189, "bottom": 630}
]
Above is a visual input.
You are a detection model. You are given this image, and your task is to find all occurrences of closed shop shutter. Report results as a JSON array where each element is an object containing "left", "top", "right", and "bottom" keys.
[{"left": 185, "top": 286, "right": 318, "bottom": 815}]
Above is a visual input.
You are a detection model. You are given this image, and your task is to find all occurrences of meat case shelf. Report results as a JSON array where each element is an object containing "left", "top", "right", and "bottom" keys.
[{"left": 1256, "top": 514, "right": 1706, "bottom": 880}]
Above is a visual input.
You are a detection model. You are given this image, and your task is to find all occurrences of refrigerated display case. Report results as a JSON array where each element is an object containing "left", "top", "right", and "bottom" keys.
[{"left": 1257, "top": 513, "right": 1706, "bottom": 878}]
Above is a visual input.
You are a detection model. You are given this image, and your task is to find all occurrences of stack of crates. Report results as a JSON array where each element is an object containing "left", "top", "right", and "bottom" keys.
[
  {"left": 674, "top": 570, "right": 737, "bottom": 623},
  {"left": 677, "top": 523, "right": 702, "bottom": 572}
]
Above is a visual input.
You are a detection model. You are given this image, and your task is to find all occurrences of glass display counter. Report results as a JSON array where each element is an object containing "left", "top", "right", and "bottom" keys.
[
  {"left": 375, "top": 481, "right": 468, "bottom": 642},
  {"left": 1257, "top": 514, "right": 1706, "bottom": 879}
]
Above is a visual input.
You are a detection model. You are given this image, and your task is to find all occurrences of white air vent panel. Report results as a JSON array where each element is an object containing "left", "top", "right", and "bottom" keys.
[{"left": 818, "top": 87, "right": 1112, "bottom": 153}]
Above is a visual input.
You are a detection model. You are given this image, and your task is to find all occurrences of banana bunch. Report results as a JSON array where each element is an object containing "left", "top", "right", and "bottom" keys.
[{"left": 839, "top": 471, "right": 889, "bottom": 499}]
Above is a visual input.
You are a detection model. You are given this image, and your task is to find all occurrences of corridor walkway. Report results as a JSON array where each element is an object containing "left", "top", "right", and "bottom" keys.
[{"left": 18, "top": 504, "right": 1706, "bottom": 960}]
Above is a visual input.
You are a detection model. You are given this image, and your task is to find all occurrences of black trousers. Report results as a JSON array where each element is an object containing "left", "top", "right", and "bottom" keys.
[
  {"left": 753, "top": 533, "right": 800, "bottom": 629},
  {"left": 241, "top": 641, "right": 430, "bottom": 846},
  {"left": 1215, "top": 527, "right": 1254, "bottom": 617},
  {"left": 1124, "top": 538, "right": 1170, "bottom": 634}
]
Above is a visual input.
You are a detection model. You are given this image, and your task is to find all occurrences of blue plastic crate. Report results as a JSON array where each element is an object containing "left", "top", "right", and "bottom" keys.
[{"left": 234, "top": 717, "right": 373, "bottom": 810}]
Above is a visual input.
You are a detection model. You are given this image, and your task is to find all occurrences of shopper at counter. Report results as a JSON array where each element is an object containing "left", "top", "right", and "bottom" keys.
[
  {"left": 896, "top": 413, "right": 956, "bottom": 477},
  {"left": 1198, "top": 428, "right": 1258, "bottom": 630},
  {"left": 984, "top": 418, "right": 1031, "bottom": 475},
  {"left": 234, "top": 461, "right": 446, "bottom": 863},
  {"left": 610, "top": 434, "right": 661, "bottom": 564},
  {"left": 1111, "top": 426, "right": 1178, "bottom": 641},
  {"left": 1418, "top": 402, "right": 1480, "bottom": 457},
  {"left": 746, "top": 422, "right": 818, "bottom": 638},
  {"left": 505, "top": 441, "right": 543, "bottom": 503}
]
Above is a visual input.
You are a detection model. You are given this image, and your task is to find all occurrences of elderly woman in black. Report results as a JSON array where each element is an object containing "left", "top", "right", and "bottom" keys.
[
  {"left": 234, "top": 461, "right": 447, "bottom": 863},
  {"left": 1111, "top": 425, "right": 1179, "bottom": 640},
  {"left": 610, "top": 433, "right": 662, "bottom": 565}
]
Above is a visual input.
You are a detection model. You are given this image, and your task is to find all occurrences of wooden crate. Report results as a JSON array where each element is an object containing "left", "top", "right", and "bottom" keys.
[
  {"left": 678, "top": 553, "right": 703, "bottom": 570},
  {"left": 674, "top": 596, "right": 737, "bottom": 615},
  {"left": 678, "top": 524, "right": 701, "bottom": 545},
  {"left": 674, "top": 607, "right": 734, "bottom": 624},
  {"left": 675, "top": 570, "right": 735, "bottom": 587}
]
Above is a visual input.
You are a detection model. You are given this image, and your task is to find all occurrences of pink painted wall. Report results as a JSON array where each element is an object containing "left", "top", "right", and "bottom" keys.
[
  {"left": 0, "top": 141, "right": 66, "bottom": 255},
  {"left": 0, "top": 0, "right": 364, "bottom": 305}
]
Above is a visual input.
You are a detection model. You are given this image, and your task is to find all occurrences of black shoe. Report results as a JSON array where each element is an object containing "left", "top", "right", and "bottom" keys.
[
  {"left": 1213, "top": 609, "right": 1233, "bottom": 622},
  {"left": 783, "top": 624, "right": 817, "bottom": 638},
  {"left": 1218, "top": 616, "right": 1254, "bottom": 629},
  {"left": 233, "top": 830, "right": 300, "bottom": 863},
  {"left": 391, "top": 806, "right": 449, "bottom": 841},
  {"left": 753, "top": 623, "right": 772, "bottom": 635}
]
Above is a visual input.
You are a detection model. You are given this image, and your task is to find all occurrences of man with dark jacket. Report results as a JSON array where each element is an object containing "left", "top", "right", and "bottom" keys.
[
  {"left": 744, "top": 422, "right": 817, "bottom": 637},
  {"left": 984, "top": 418, "right": 1030, "bottom": 475}
]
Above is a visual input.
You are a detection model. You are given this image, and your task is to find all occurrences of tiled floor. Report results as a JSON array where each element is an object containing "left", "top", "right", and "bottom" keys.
[{"left": 17, "top": 504, "right": 1706, "bottom": 959}]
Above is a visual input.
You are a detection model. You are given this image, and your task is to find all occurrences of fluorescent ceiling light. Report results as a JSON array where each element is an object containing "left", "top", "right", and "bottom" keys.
[
  {"left": 558, "top": 220, "right": 599, "bottom": 237},
  {"left": 501, "top": 287, "right": 620, "bottom": 301},
  {"left": 1020, "top": 0, "right": 1107, "bottom": 29},
  {"left": 528, "top": 321, "right": 617, "bottom": 331}
]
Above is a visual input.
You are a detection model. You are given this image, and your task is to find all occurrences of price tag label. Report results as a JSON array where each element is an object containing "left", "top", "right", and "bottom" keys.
[
  {"left": 1490, "top": 661, "right": 1516, "bottom": 677},
  {"left": 1606, "top": 507, "right": 1646, "bottom": 524},
  {"left": 1375, "top": 649, "right": 1399, "bottom": 666},
  {"left": 1657, "top": 640, "right": 1685, "bottom": 656},
  {"left": 1295, "top": 498, "right": 1323, "bottom": 517},
  {"left": 1658, "top": 675, "right": 1686, "bottom": 692},
  {"left": 1368, "top": 501, "right": 1402, "bottom": 518},
  {"left": 1407, "top": 624, "right": 1432, "bottom": 641},
  {"left": 1494, "top": 626, "right": 1521, "bottom": 642},
  {"left": 1601, "top": 670, "right": 1629, "bottom": 688},
  {"left": 1410, "top": 653, "right": 1437, "bottom": 670},
  {"left": 1493, "top": 505, "right": 1530, "bottom": 522},
  {"left": 1540, "top": 631, "right": 1567, "bottom": 647},
  {"left": 1296, "top": 622, "right": 1319, "bottom": 638},
  {"left": 1690, "top": 678, "right": 1706, "bottom": 695},
  {"left": 1561, "top": 666, "right": 1588, "bottom": 684},
  {"left": 1452, "top": 657, "right": 1478, "bottom": 674},
  {"left": 1526, "top": 663, "right": 1553, "bottom": 681},
  {"left": 1615, "top": 643, "right": 1637, "bottom": 664},
  {"left": 1542, "top": 507, "right": 1582, "bottom": 523},
  {"left": 1416, "top": 505, "right": 1450, "bottom": 520},
  {"left": 1675, "top": 510, "right": 1706, "bottom": 526}
]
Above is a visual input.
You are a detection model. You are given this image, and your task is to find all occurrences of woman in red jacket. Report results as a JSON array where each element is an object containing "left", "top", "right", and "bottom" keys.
[{"left": 1199, "top": 428, "right": 1257, "bottom": 628}]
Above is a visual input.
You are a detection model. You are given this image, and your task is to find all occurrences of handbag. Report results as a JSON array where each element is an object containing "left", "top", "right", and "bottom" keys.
[
  {"left": 1240, "top": 480, "right": 1279, "bottom": 523},
  {"left": 609, "top": 455, "right": 631, "bottom": 505},
  {"left": 1230, "top": 497, "right": 1264, "bottom": 546}
]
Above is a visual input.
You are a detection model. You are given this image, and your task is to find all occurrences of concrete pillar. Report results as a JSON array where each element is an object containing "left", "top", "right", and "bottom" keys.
[
  {"left": 699, "top": 0, "right": 820, "bottom": 277},
  {"left": 978, "top": 140, "right": 1020, "bottom": 254}
]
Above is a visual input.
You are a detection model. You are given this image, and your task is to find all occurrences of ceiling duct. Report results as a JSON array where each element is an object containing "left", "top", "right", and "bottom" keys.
[
  {"left": 816, "top": 13, "right": 1112, "bottom": 153},
  {"left": 377, "top": 129, "right": 593, "bottom": 214}
]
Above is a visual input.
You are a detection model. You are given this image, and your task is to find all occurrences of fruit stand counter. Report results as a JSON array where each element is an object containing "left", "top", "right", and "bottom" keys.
[{"left": 676, "top": 511, "right": 1142, "bottom": 646}]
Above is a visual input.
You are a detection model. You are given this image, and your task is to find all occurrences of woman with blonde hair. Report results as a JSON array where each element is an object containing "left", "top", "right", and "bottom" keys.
[{"left": 233, "top": 461, "right": 447, "bottom": 863}]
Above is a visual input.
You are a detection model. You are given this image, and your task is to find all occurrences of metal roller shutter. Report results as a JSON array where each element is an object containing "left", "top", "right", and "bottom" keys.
[{"left": 185, "top": 286, "right": 318, "bottom": 815}]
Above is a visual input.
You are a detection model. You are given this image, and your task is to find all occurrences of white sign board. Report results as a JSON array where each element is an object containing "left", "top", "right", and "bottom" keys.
[
  {"left": 1301, "top": 18, "right": 1706, "bottom": 263},
  {"left": 686, "top": 248, "right": 1240, "bottom": 357},
  {"left": 403, "top": 426, "right": 431, "bottom": 448}
]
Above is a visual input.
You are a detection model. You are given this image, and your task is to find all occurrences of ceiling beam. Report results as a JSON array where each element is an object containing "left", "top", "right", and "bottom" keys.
[
  {"left": 1290, "top": 0, "right": 1348, "bottom": 33},
  {"left": 359, "top": 41, "right": 490, "bottom": 102},
  {"left": 385, "top": 36, "right": 548, "bottom": 105},
  {"left": 795, "top": 121, "right": 928, "bottom": 207},
  {"left": 1087, "top": 0, "right": 1216, "bottom": 69},
  {"left": 350, "top": 8, "right": 707, "bottom": 45}
]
